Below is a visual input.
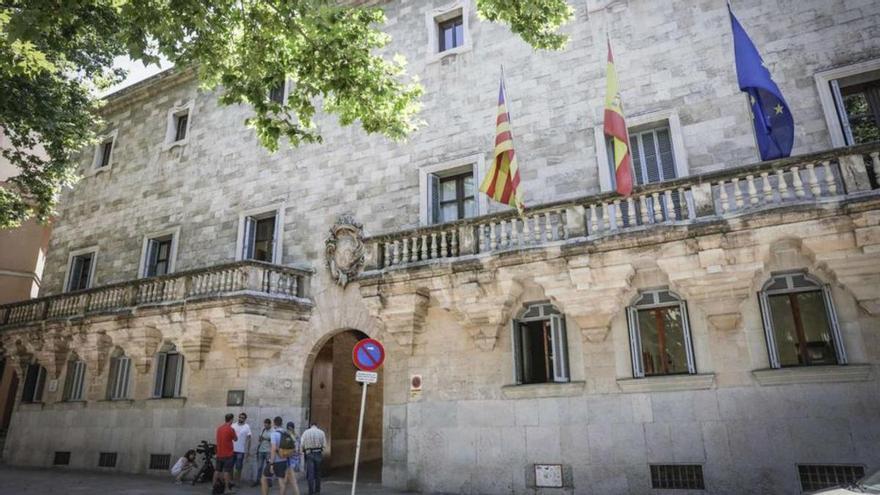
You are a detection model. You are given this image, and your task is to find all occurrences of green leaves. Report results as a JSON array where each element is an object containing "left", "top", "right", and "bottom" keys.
[{"left": 0, "top": 0, "right": 574, "bottom": 229}]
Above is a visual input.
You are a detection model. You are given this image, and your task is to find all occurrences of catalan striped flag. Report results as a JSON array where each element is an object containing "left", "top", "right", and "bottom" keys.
[
  {"left": 480, "top": 76, "right": 525, "bottom": 214},
  {"left": 604, "top": 39, "right": 634, "bottom": 196}
]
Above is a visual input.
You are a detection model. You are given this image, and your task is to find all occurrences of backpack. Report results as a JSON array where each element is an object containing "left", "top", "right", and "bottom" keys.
[{"left": 278, "top": 430, "right": 296, "bottom": 458}]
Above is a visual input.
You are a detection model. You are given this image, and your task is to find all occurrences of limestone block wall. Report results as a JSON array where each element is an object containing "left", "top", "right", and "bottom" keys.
[{"left": 40, "top": 0, "right": 880, "bottom": 297}]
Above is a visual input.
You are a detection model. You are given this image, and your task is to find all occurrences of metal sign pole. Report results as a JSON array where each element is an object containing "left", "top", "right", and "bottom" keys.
[{"left": 350, "top": 381, "right": 368, "bottom": 495}]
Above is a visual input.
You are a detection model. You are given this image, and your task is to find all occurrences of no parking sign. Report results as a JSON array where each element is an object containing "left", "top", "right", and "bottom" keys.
[{"left": 352, "top": 338, "right": 385, "bottom": 371}]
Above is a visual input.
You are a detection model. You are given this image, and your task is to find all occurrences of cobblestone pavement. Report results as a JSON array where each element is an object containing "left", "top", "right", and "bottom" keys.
[{"left": 0, "top": 465, "right": 410, "bottom": 495}]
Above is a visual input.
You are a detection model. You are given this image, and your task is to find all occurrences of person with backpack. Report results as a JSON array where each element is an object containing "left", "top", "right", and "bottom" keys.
[
  {"left": 261, "top": 416, "right": 296, "bottom": 495},
  {"left": 284, "top": 422, "right": 302, "bottom": 495}
]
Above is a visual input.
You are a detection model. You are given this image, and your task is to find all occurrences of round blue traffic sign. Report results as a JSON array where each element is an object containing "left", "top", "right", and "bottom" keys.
[{"left": 352, "top": 338, "right": 385, "bottom": 371}]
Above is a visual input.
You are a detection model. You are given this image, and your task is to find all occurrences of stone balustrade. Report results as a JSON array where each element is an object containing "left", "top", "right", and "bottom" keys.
[
  {"left": 364, "top": 142, "right": 880, "bottom": 271},
  {"left": 0, "top": 261, "right": 312, "bottom": 328}
]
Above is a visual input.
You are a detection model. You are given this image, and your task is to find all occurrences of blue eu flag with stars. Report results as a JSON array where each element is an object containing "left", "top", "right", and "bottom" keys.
[{"left": 729, "top": 6, "right": 794, "bottom": 161}]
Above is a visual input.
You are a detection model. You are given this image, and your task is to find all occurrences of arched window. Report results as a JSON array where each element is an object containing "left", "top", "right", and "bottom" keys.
[
  {"left": 626, "top": 289, "right": 696, "bottom": 378},
  {"left": 22, "top": 362, "right": 47, "bottom": 403},
  {"left": 511, "top": 302, "right": 569, "bottom": 384},
  {"left": 759, "top": 272, "right": 846, "bottom": 368},
  {"left": 153, "top": 343, "right": 184, "bottom": 398},
  {"left": 107, "top": 348, "right": 132, "bottom": 400}
]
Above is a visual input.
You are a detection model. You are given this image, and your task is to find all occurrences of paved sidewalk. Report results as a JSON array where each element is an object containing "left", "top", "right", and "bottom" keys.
[{"left": 0, "top": 465, "right": 411, "bottom": 494}]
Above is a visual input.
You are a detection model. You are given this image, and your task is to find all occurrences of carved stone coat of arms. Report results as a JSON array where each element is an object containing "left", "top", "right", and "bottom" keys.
[{"left": 325, "top": 214, "right": 365, "bottom": 288}]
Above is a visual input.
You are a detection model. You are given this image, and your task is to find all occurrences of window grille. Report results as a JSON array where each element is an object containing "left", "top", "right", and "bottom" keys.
[
  {"left": 149, "top": 454, "right": 171, "bottom": 470},
  {"left": 53, "top": 452, "right": 71, "bottom": 466},
  {"left": 98, "top": 452, "right": 117, "bottom": 468},
  {"left": 798, "top": 464, "right": 865, "bottom": 492},
  {"left": 650, "top": 464, "right": 705, "bottom": 490}
]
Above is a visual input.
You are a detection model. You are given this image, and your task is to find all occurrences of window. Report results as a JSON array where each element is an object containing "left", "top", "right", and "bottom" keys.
[
  {"left": 626, "top": 290, "right": 696, "bottom": 378},
  {"left": 438, "top": 15, "right": 463, "bottom": 52},
  {"left": 238, "top": 205, "right": 284, "bottom": 264},
  {"left": 830, "top": 70, "right": 880, "bottom": 145},
  {"left": 153, "top": 345, "right": 184, "bottom": 398},
  {"left": 607, "top": 125, "right": 676, "bottom": 190},
  {"left": 53, "top": 452, "right": 71, "bottom": 466},
  {"left": 798, "top": 465, "right": 865, "bottom": 492},
  {"left": 62, "top": 359, "right": 86, "bottom": 401},
  {"left": 149, "top": 454, "right": 172, "bottom": 470},
  {"left": 269, "top": 80, "right": 287, "bottom": 105},
  {"left": 432, "top": 171, "right": 475, "bottom": 224},
  {"left": 650, "top": 465, "right": 705, "bottom": 490},
  {"left": 21, "top": 363, "right": 47, "bottom": 403},
  {"left": 91, "top": 130, "right": 117, "bottom": 171},
  {"left": 145, "top": 236, "right": 173, "bottom": 277},
  {"left": 98, "top": 452, "right": 118, "bottom": 468},
  {"left": 165, "top": 102, "right": 193, "bottom": 147},
  {"left": 107, "top": 350, "right": 131, "bottom": 400},
  {"left": 511, "top": 303, "right": 569, "bottom": 384},
  {"left": 759, "top": 272, "right": 846, "bottom": 368},
  {"left": 66, "top": 250, "right": 96, "bottom": 292},
  {"left": 421, "top": 155, "right": 485, "bottom": 225}
]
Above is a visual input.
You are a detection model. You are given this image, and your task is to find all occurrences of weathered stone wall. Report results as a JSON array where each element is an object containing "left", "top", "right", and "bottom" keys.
[{"left": 41, "top": 0, "right": 880, "bottom": 295}]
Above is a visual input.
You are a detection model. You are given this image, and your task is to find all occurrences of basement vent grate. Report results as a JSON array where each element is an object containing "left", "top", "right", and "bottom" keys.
[
  {"left": 799, "top": 464, "right": 865, "bottom": 492},
  {"left": 98, "top": 452, "right": 117, "bottom": 468},
  {"left": 650, "top": 464, "right": 705, "bottom": 490},
  {"left": 53, "top": 451, "right": 71, "bottom": 466},
  {"left": 149, "top": 454, "right": 171, "bottom": 470}
]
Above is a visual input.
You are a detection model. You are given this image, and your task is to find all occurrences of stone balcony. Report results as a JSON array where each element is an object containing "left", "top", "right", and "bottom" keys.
[
  {"left": 0, "top": 260, "right": 312, "bottom": 329},
  {"left": 359, "top": 143, "right": 880, "bottom": 352}
]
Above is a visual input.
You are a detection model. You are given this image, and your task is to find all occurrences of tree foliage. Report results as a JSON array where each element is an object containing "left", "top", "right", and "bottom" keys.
[{"left": 0, "top": 0, "right": 573, "bottom": 229}]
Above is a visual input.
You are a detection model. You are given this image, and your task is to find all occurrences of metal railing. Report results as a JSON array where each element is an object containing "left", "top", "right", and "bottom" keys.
[{"left": 0, "top": 261, "right": 311, "bottom": 327}]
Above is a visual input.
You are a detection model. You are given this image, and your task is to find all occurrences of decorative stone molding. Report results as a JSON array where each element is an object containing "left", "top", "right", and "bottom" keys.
[
  {"left": 180, "top": 320, "right": 216, "bottom": 370},
  {"left": 361, "top": 283, "right": 430, "bottom": 352},
  {"left": 616, "top": 373, "right": 716, "bottom": 394},
  {"left": 325, "top": 214, "right": 365, "bottom": 288},
  {"left": 752, "top": 364, "right": 872, "bottom": 386}
]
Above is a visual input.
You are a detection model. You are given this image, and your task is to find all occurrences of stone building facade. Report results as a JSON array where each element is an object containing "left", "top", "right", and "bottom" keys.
[{"left": 2, "top": 0, "right": 880, "bottom": 493}]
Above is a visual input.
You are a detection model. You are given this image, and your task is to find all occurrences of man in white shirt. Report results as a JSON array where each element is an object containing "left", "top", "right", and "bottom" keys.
[
  {"left": 231, "top": 412, "right": 252, "bottom": 485},
  {"left": 300, "top": 422, "right": 326, "bottom": 495}
]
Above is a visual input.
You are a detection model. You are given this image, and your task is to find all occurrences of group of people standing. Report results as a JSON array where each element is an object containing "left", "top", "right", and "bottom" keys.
[{"left": 172, "top": 412, "right": 326, "bottom": 495}]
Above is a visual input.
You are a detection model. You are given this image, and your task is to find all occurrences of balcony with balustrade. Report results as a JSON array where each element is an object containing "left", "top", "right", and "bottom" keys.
[
  {"left": 0, "top": 260, "right": 312, "bottom": 330},
  {"left": 361, "top": 144, "right": 880, "bottom": 273}
]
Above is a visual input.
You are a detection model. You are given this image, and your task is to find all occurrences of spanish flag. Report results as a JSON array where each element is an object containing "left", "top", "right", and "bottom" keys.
[
  {"left": 604, "top": 39, "right": 634, "bottom": 196},
  {"left": 480, "top": 76, "right": 525, "bottom": 214}
]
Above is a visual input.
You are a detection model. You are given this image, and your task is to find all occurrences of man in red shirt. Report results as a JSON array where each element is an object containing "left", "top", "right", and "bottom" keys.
[{"left": 215, "top": 413, "right": 238, "bottom": 493}]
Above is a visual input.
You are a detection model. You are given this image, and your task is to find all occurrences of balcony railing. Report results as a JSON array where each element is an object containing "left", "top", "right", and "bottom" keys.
[
  {"left": 0, "top": 261, "right": 312, "bottom": 327},
  {"left": 364, "top": 144, "right": 880, "bottom": 271}
]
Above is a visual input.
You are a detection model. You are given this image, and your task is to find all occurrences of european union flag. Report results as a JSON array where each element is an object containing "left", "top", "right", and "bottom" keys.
[{"left": 729, "top": 6, "right": 794, "bottom": 161}]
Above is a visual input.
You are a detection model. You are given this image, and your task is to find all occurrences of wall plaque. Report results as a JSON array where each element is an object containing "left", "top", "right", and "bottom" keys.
[{"left": 535, "top": 464, "right": 563, "bottom": 488}]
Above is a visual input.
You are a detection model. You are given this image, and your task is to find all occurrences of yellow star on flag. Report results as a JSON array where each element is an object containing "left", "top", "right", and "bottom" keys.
[{"left": 774, "top": 103, "right": 784, "bottom": 115}]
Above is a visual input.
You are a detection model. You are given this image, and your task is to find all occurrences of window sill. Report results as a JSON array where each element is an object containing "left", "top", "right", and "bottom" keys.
[
  {"left": 17, "top": 402, "right": 45, "bottom": 411},
  {"left": 501, "top": 381, "right": 585, "bottom": 400},
  {"left": 51, "top": 400, "right": 88, "bottom": 410},
  {"left": 616, "top": 373, "right": 716, "bottom": 394},
  {"left": 752, "top": 364, "right": 872, "bottom": 387},
  {"left": 145, "top": 397, "right": 187, "bottom": 409},
  {"left": 427, "top": 44, "right": 472, "bottom": 64},
  {"left": 94, "top": 399, "right": 135, "bottom": 409},
  {"left": 163, "top": 139, "right": 189, "bottom": 151}
]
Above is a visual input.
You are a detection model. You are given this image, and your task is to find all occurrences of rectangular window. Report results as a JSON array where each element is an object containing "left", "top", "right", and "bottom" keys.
[
  {"left": 627, "top": 290, "right": 696, "bottom": 378},
  {"left": 269, "top": 82, "right": 286, "bottom": 105},
  {"left": 107, "top": 356, "right": 131, "bottom": 400},
  {"left": 98, "top": 452, "right": 117, "bottom": 468},
  {"left": 98, "top": 140, "right": 113, "bottom": 168},
  {"left": 62, "top": 360, "right": 86, "bottom": 401},
  {"left": 607, "top": 125, "right": 677, "bottom": 189},
  {"left": 243, "top": 214, "right": 277, "bottom": 262},
  {"left": 438, "top": 16, "right": 464, "bottom": 52},
  {"left": 22, "top": 364, "right": 46, "bottom": 403},
  {"left": 66, "top": 252, "right": 94, "bottom": 292},
  {"left": 433, "top": 171, "right": 475, "bottom": 224},
  {"left": 174, "top": 113, "right": 189, "bottom": 142},
  {"left": 830, "top": 70, "right": 880, "bottom": 145},
  {"left": 768, "top": 291, "right": 838, "bottom": 366},
  {"left": 145, "top": 236, "right": 173, "bottom": 277},
  {"left": 149, "top": 454, "right": 172, "bottom": 470},
  {"left": 153, "top": 352, "right": 184, "bottom": 398},
  {"left": 650, "top": 464, "right": 705, "bottom": 490},
  {"left": 798, "top": 465, "right": 865, "bottom": 493},
  {"left": 53, "top": 452, "right": 71, "bottom": 466},
  {"left": 512, "top": 304, "right": 569, "bottom": 384}
]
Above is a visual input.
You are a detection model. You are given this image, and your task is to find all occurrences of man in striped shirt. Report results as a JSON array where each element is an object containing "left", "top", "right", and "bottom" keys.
[{"left": 300, "top": 422, "right": 326, "bottom": 495}]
